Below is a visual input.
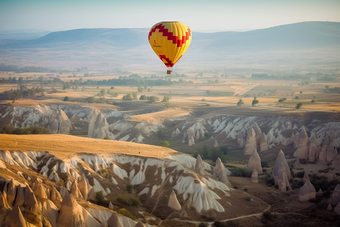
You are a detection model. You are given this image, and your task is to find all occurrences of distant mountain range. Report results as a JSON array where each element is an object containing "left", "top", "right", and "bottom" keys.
[{"left": 0, "top": 21, "right": 339, "bottom": 70}]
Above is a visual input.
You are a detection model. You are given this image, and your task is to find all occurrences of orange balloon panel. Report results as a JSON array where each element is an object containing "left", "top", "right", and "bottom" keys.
[{"left": 148, "top": 21, "right": 192, "bottom": 68}]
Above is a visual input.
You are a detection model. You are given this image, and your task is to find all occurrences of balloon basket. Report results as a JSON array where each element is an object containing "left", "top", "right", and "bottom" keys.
[{"left": 167, "top": 70, "right": 172, "bottom": 74}]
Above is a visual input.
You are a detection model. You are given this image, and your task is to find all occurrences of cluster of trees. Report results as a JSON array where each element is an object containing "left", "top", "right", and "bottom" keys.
[
  {"left": 278, "top": 98, "right": 287, "bottom": 102},
  {"left": 68, "top": 78, "right": 183, "bottom": 87},
  {"left": 324, "top": 86, "right": 340, "bottom": 93},
  {"left": 122, "top": 93, "right": 137, "bottom": 100},
  {"left": 195, "top": 145, "right": 228, "bottom": 162},
  {"left": 0, "top": 64, "right": 53, "bottom": 73},
  {"left": 2, "top": 124, "right": 50, "bottom": 134},
  {"left": 5, "top": 86, "right": 45, "bottom": 102},
  {"left": 139, "top": 95, "right": 159, "bottom": 103}
]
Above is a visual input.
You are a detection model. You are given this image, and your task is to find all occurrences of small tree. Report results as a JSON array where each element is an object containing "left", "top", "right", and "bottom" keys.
[
  {"left": 99, "top": 89, "right": 105, "bottom": 97},
  {"left": 160, "top": 141, "right": 170, "bottom": 147},
  {"left": 162, "top": 96, "right": 171, "bottom": 102},
  {"left": 63, "top": 96, "right": 69, "bottom": 101},
  {"left": 85, "top": 96, "right": 96, "bottom": 103},
  {"left": 148, "top": 96, "right": 159, "bottom": 103},
  {"left": 122, "top": 94, "right": 132, "bottom": 100},
  {"left": 237, "top": 99, "right": 244, "bottom": 106},
  {"left": 311, "top": 100, "right": 315, "bottom": 103},
  {"left": 300, "top": 91, "right": 303, "bottom": 94},
  {"left": 296, "top": 103, "right": 303, "bottom": 109},
  {"left": 252, "top": 97, "right": 259, "bottom": 106},
  {"left": 132, "top": 92, "right": 138, "bottom": 100},
  {"left": 139, "top": 95, "right": 147, "bottom": 100},
  {"left": 295, "top": 96, "right": 299, "bottom": 99}
]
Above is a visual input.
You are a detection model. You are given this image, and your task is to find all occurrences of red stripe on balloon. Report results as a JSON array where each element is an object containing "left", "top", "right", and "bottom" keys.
[
  {"left": 148, "top": 24, "right": 191, "bottom": 47},
  {"left": 159, "top": 55, "right": 174, "bottom": 67}
]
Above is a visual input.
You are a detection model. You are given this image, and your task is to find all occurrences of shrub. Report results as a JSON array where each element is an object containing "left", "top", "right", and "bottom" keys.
[
  {"left": 129, "top": 197, "right": 141, "bottom": 206},
  {"left": 213, "top": 221, "right": 226, "bottom": 227},
  {"left": 100, "top": 169, "right": 107, "bottom": 174},
  {"left": 85, "top": 96, "right": 96, "bottom": 103},
  {"left": 139, "top": 95, "right": 147, "bottom": 100},
  {"left": 117, "top": 196, "right": 128, "bottom": 205},
  {"left": 103, "top": 136, "right": 110, "bottom": 140},
  {"left": 117, "top": 208, "right": 135, "bottom": 220},
  {"left": 63, "top": 96, "right": 69, "bottom": 101},
  {"left": 261, "top": 160, "right": 269, "bottom": 167},
  {"left": 252, "top": 98, "right": 259, "bottom": 106},
  {"left": 126, "top": 183, "right": 133, "bottom": 193},
  {"left": 96, "top": 191, "right": 104, "bottom": 203},
  {"left": 296, "top": 103, "right": 303, "bottom": 109},
  {"left": 311, "top": 99, "right": 315, "bottom": 103},
  {"left": 160, "top": 140, "right": 170, "bottom": 148},
  {"left": 295, "top": 96, "right": 299, "bottom": 99},
  {"left": 237, "top": 99, "right": 244, "bottom": 106},
  {"left": 262, "top": 211, "right": 274, "bottom": 220},
  {"left": 230, "top": 168, "right": 251, "bottom": 177},
  {"left": 198, "top": 222, "right": 208, "bottom": 227}
]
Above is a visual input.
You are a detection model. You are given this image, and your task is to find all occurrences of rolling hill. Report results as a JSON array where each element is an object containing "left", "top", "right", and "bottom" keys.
[{"left": 0, "top": 21, "right": 339, "bottom": 70}]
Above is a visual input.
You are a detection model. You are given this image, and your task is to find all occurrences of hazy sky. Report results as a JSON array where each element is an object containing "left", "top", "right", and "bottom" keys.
[{"left": 0, "top": 0, "right": 339, "bottom": 32}]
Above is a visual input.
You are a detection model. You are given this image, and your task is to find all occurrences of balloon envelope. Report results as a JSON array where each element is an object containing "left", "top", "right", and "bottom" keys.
[{"left": 148, "top": 21, "right": 192, "bottom": 70}]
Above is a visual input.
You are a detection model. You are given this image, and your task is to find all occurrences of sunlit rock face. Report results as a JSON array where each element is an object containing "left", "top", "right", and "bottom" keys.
[
  {"left": 247, "top": 149, "right": 262, "bottom": 174},
  {"left": 244, "top": 128, "right": 257, "bottom": 155},
  {"left": 295, "top": 128, "right": 309, "bottom": 160},
  {"left": 299, "top": 180, "right": 316, "bottom": 201},
  {"left": 272, "top": 150, "right": 292, "bottom": 192}
]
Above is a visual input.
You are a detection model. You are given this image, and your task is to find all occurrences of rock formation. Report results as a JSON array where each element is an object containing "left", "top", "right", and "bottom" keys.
[
  {"left": 88, "top": 111, "right": 110, "bottom": 139},
  {"left": 57, "top": 194, "right": 85, "bottom": 227},
  {"left": 326, "top": 140, "right": 338, "bottom": 162},
  {"left": 87, "top": 187, "right": 96, "bottom": 201},
  {"left": 247, "top": 149, "right": 262, "bottom": 174},
  {"left": 168, "top": 190, "right": 181, "bottom": 211},
  {"left": 51, "top": 186, "right": 63, "bottom": 203},
  {"left": 251, "top": 169, "right": 258, "bottom": 183},
  {"left": 308, "top": 137, "right": 318, "bottom": 162},
  {"left": 293, "top": 159, "right": 302, "bottom": 169},
  {"left": 104, "top": 213, "right": 122, "bottom": 227},
  {"left": 302, "top": 172, "right": 310, "bottom": 183},
  {"left": 4, "top": 206, "right": 27, "bottom": 227},
  {"left": 214, "top": 139, "right": 219, "bottom": 148},
  {"left": 299, "top": 180, "right": 316, "bottom": 201},
  {"left": 171, "top": 128, "right": 180, "bottom": 138},
  {"left": 327, "top": 204, "right": 333, "bottom": 211},
  {"left": 213, "top": 158, "right": 231, "bottom": 186},
  {"left": 318, "top": 136, "right": 329, "bottom": 162},
  {"left": 332, "top": 184, "right": 340, "bottom": 206},
  {"left": 259, "top": 133, "right": 268, "bottom": 152},
  {"left": 237, "top": 132, "right": 246, "bottom": 148},
  {"left": 78, "top": 177, "right": 88, "bottom": 201},
  {"left": 295, "top": 128, "right": 309, "bottom": 159},
  {"left": 14, "top": 185, "right": 25, "bottom": 207},
  {"left": 244, "top": 128, "right": 257, "bottom": 155},
  {"left": 70, "top": 181, "right": 83, "bottom": 199},
  {"left": 0, "top": 191, "right": 10, "bottom": 209},
  {"left": 6, "top": 179, "right": 16, "bottom": 205},
  {"left": 194, "top": 154, "right": 204, "bottom": 175},
  {"left": 24, "top": 185, "right": 38, "bottom": 211},
  {"left": 272, "top": 150, "right": 292, "bottom": 192},
  {"left": 32, "top": 179, "right": 48, "bottom": 199},
  {"left": 49, "top": 108, "right": 72, "bottom": 134},
  {"left": 135, "top": 222, "right": 146, "bottom": 227},
  {"left": 335, "top": 202, "right": 340, "bottom": 215}
]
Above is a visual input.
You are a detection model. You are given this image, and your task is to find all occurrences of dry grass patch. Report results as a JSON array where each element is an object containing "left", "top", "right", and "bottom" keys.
[
  {"left": 0, "top": 134, "right": 176, "bottom": 159},
  {"left": 128, "top": 108, "right": 190, "bottom": 123}
]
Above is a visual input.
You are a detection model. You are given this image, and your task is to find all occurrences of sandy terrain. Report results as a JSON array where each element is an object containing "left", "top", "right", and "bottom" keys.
[{"left": 0, "top": 134, "right": 176, "bottom": 159}]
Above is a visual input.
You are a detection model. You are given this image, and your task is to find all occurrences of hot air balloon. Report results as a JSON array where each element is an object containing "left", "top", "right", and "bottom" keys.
[{"left": 148, "top": 21, "right": 192, "bottom": 74}]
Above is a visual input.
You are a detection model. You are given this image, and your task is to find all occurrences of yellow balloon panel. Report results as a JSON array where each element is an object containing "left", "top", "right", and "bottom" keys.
[{"left": 148, "top": 21, "right": 192, "bottom": 68}]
